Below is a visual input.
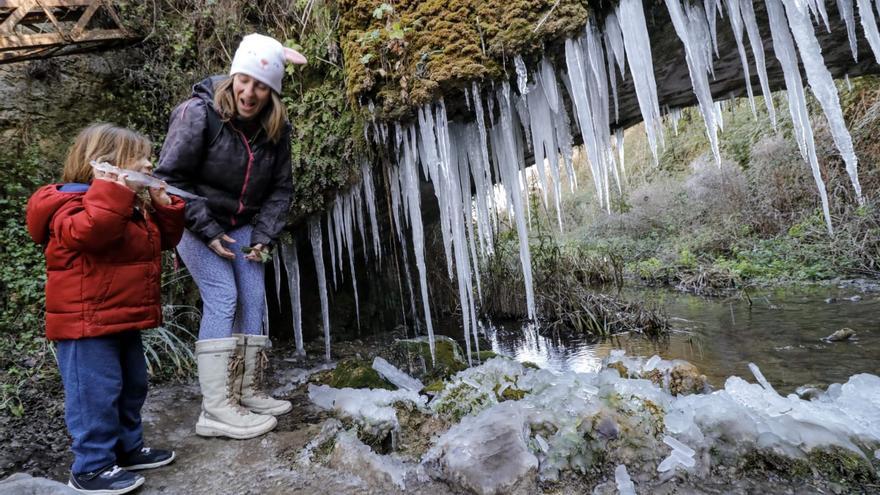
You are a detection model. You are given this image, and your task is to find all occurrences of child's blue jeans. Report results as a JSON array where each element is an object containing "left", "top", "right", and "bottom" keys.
[{"left": 56, "top": 331, "right": 147, "bottom": 474}]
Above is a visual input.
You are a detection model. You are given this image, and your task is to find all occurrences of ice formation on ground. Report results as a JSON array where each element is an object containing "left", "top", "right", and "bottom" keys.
[
  {"left": 372, "top": 357, "right": 425, "bottom": 392},
  {"left": 304, "top": 353, "right": 880, "bottom": 494}
]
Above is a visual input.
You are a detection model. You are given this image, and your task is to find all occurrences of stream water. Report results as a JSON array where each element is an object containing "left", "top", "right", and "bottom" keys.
[{"left": 485, "top": 283, "right": 880, "bottom": 394}]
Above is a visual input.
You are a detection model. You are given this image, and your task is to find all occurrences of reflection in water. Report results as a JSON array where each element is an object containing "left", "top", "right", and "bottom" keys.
[{"left": 485, "top": 286, "right": 880, "bottom": 393}]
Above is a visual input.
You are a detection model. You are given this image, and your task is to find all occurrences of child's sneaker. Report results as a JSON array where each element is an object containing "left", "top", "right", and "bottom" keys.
[
  {"left": 118, "top": 447, "right": 176, "bottom": 471},
  {"left": 67, "top": 464, "right": 144, "bottom": 494}
]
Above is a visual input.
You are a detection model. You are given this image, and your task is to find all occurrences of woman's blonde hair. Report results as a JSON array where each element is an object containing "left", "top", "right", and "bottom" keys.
[
  {"left": 62, "top": 123, "right": 152, "bottom": 183},
  {"left": 213, "top": 76, "right": 288, "bottom": 144}
]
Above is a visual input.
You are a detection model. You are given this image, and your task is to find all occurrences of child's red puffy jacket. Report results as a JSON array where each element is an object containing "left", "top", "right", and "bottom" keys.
[{"left": 26, "top": 180, "right": 186, "bottom": 341}]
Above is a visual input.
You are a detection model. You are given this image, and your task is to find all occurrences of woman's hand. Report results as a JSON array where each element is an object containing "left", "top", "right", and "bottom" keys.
[
  {"left": 94, "top": 169, "right": 134, "bottom": 191},
  {"left": 148, "top": 182, "right": 172, "bottom": 206},
  {"left": 209, "top": 234, "right": 236, "bottom": 260},
  {"left": 245, "top": 243, "right": 268, "bottom": 262}
]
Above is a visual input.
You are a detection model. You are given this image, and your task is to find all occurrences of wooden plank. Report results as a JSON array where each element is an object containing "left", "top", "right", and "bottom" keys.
[
  {"left": 0, "top": 0, "right": 92, "bottom": 7},
  {"left": 68, "top": 0, "right": 97, "bottom": 38},
  {"left": 0, "top": 1, "right": 35, "bottom": 34},
  {"left": 0, "top": 27, "right": 126, "bottom": 49},
  {"left": 35, "top": 0, "right": 70, "bottom": 41}
]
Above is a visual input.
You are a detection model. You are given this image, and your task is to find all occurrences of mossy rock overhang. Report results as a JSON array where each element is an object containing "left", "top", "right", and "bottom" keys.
[
  {"left": 338, "top": 0, "right": 591, "bottom": 122},
  {"left": 338, "top": 0, "right": 880, "bottom": 128}
]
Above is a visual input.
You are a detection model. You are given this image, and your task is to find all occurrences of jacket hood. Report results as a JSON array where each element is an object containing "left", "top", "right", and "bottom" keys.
[
  {"left": 192, "top": 76, "right": 224, "bottom": 105},
  {"left": 26, "top": 184, "right": 86, "bottom": 245}
]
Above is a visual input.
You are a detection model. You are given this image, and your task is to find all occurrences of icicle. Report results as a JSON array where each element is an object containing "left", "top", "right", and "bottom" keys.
[
  {"left": 724, "top": 0, "right": 758, "bottom": 118},
  {"left": 604, "top": 12, "right": 627, "bottom": 77},
  {"left": 615, "top": 128, "right": 627, "bottom": 184},
  {"left": 740, "top": 0, "right": 777, "bottom": 128},
  {"left": 858, "top": 0, "right": 880, "bottom": 65},
  {"left": 325, "top": 211, "right": 337, "bottom": 289},
  {"left": 280, "top": 242, "right": 305, "bottom": 357},
  {"left": 401, "top": 125, "right": 436, "bottom": 362},
  {"left": 617, "top": 0, "right": 664, "bottom": 163},
  {"left": 361, "top": 161, "right": 382, "bottom": 262},
  {"left": 272, "top": 247, "right": 282, "bottom": 307},
  {"left": 343, "top": 194, "right": 361, "bottom": 330},
  {"left": 765, "top": 0, "right": 834, "bottom": 234},
  {"left": 665, "top": 0, "right": 723, "bottom": 165},
  {"left": 308, "top": 217, "right": 332, "bottom": 362},
  {"left": 782, "top": 0, "right": 864, "bottom": 204},
  {"left": 814, "top": 0, "right": 832, "bottom": 31},
  {"left": 837, "top": 0, "right": 858, "bottom": 61},
  {"left": 493, "top": 82, "right": 537, "bottom": 319},
  {"left": 846, "top": 74, "right": 853, "bottom": 91},
  {"left": 539, "top": 57, "right": 560, "bottom": 113},
  {"left": 514, "top": 55, "right": 530, "bottom": 96},
  {"left": 705, "top": 0, "right": 720, "bottom": 56}
]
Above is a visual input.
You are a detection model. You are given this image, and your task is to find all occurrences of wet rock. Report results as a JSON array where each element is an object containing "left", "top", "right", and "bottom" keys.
[
  {"left": 823, "top": 328, "right": 856, "bottom": 342},
  {"left": 824, "top": 297, "right": 837, "bottom": 304},
  {"left": 380, "top": 336, "right": 468, "bottom": 381},
  {"left": 0, "top": 473, "right": 77, "bottom": 494}
]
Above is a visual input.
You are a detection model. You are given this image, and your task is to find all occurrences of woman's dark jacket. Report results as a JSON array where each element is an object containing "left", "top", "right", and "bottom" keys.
[{"left": 156, "top": 76, "right": 293, "bottom": 246}]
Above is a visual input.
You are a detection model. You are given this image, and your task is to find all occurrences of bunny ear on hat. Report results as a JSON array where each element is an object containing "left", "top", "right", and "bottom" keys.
[{"left": 283, "top": 47, "right": 307, "bottom": 65}]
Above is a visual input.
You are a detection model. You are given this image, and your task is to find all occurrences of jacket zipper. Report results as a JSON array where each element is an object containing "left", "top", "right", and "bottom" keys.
[{"left": 231, "top": 127, "right": 255, "bottom": 226}]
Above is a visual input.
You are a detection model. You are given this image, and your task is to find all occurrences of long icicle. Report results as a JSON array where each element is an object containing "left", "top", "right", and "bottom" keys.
[
  {"left": 308, "top": 217, "right": 332, "bottom": 362},
  {"left": 781, "top": 0, "right": 863, "bottom": 204}
]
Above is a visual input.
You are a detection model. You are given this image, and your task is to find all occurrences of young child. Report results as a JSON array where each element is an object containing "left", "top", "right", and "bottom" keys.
[{"left": 26, "top": 123, "right": 186, "bottom": 494}]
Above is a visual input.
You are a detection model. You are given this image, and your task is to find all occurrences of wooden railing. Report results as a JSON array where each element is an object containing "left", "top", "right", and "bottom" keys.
[{"left": 0, "top": 0, "right": 138, "bottom": 63}]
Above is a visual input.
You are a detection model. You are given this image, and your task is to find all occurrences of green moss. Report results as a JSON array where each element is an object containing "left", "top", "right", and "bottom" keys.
[
  {"left": 432, "top": 382, "right": 493, "bottom": 422},
  {"left": 740, "top": 447, "right": 878, "bottom": 486},
  {"left": 522, "top": 361, "right": 541, "bottom": 370},
  {"left": 338, "top": 0, "right": 590, "bottom": 118},
  {"left": 423, "top": 380, "right": 447, "bottom": 394},
  {"left": 388, "top": 335, "right": 468, "bottom": 381},
  {"left": 328, "top": 359, "right": 395, "bottom": 389},
  {"left": 473, "top": 350, "right": 499, "bottom": 362}
]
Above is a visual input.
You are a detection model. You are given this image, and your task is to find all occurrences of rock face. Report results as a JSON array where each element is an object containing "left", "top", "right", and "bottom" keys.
[
  {"left": 0, "top": 473, "right": 77, "bottom": 494},
  {"left": 380, "top": 336, "right": 468, "bottom": 382},
  {"left": 0, "top": 53, "right": 141, "bottom": 161},
  {"left": 423, "top": 401, "right": 538, "bottom": 495}
]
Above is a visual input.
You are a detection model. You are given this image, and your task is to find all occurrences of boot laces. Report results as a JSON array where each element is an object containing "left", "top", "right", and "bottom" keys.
[
  {"left": 252, "top": 349, "right": 271, "bottom": 399},
  {"left": 226, "top": 353, "right": 252, "bottom": 415}
]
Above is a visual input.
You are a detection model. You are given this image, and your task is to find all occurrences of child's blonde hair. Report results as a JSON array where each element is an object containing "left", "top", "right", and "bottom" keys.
[
  {"left": 212, "top": 76, "right": 288, "bottom": 144},
  {"left": 62, "top": 123, "right": 152, "bottom": 183}
]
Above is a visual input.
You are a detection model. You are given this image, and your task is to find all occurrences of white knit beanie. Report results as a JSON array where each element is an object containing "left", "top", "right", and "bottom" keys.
[{"left": 229, "top": 33, "right": 307, "bottom": 94}]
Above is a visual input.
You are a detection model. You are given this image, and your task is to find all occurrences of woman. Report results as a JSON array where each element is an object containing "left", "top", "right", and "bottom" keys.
[{"left": 156, "top": 34, "right": 306, "bottom": 440}]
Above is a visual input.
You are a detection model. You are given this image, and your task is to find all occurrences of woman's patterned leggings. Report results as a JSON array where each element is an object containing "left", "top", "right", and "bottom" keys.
[{"left": 176, "top": 224, "right": 265, "bottom": 340}]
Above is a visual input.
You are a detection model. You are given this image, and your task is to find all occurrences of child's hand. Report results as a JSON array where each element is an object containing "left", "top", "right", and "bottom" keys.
[
  {"left": 94, "top": 169, "right": 134, "bottom": 191},
  {"left": 149, "top": 182, "right": 172, "bottom": 206}
]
